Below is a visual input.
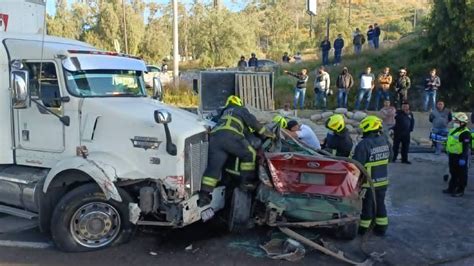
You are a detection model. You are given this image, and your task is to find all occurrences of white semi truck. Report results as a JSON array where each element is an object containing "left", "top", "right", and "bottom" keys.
[{"left": 0, "top": 0, "right": 224, "bottom": 252}]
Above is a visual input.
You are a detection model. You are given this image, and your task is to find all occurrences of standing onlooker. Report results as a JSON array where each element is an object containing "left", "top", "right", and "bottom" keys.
[
  {"left": 237, "top": 56, "right": 247, "bottom": 70},
  {"left": 374, "top": 23, "right": 381, "bottom": 49},
  {"left": 379, "top": 100, "right": 396, "bottom": 136},
  {"left": 375, "top": 67, "right": 393, "bottom": 110},
  {"left": 355, "top": 67, "right": 375, "bottom": 111},
  {"left": 392, "top": 102, "right": 415, "bottom": 164},
  {"left": 367, "top": 25, "right": 375, "bottom": 49},
  {"left": 285, "top": 120, "right": 321, "bottom": 150},
  {"left": 443, "top": 112, "right": 471, "bottom": 197},
  {"left": 336, "top": 67, "right": 354, "bottom": 108},
  {"left": 284, "top": 69, "right": 309, "bottom": 110},
  {"left": 320, "top": 37, "right": 331, "bottom": 66},
  {"left": 314, "top": 66, "right": 331, "bottom": 111},
  {"left": 282, "top": 52, "right": 291, "bottom": 63},
  {"left": 333, "top": 34, "right": 344, "bottom": 65},
  {"left": 429, "top": 101, "right": 452, "bottom": 154},
  {"left": 293, "top": 52, "right": 302, "bottom": 63},
  {"left": 279, "top": 102, "right": 293, "bottom": 117},
  {"left": 248, "top": 53, "right": 258, "bottom": 68},
  {"left": 423, "top": 68, "right": 441, "bottom": 112},
  {"left": 394, "top": 68, "right": 411, "bottom": 108},
  {"left": 353, "top": 28, "right": 365, "bottom": 55}
]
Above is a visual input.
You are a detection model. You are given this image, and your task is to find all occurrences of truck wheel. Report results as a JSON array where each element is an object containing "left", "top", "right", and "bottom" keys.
[
  {"left": 335, "top": 221, "right": 358, "bottom": 240},
  {"left": 228, "top": 187, "right": 252, "bottom": 233},
  {"left": 50, "top": 183, "right": 135, "bottom": 252}
]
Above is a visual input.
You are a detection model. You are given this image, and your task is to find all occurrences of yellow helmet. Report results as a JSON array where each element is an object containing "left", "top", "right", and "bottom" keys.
[
  {"left": 453, "top": 112, "right": 469, "bottom": 123},
  {"left": 226, "top": 95, "right": 243, "bottom": 107},
  {"left": 326, "top": 114, "right": 345, "bottom": 133},
  {"left": 272, "top": 115, "right": 287, "bottom": 129},
  {"left": 359, "top": 115, "right": 383, "bottom": 133}
]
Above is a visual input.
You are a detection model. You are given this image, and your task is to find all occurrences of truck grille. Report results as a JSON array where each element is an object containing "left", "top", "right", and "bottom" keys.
[{"left": 184, "top": 132, "right": 209, "bottom": 194}]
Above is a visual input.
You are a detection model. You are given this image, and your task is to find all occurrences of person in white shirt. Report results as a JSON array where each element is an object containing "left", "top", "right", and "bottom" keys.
[
  {"left": 355, "top": 66, "right": 375, "bottom": 111},
  {"left": 284, "top": 120, "right": 321, "bottom": 150}
]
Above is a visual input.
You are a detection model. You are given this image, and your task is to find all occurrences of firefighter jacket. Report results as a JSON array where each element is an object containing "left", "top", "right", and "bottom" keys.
[
  {"left": 353, "top": 132, "right": 392, "bottom": 188},
  {"left": 325, "top": 128, "right": 353, "bottom": 157},
  {"left": 211, "top": 104, "right": 270, "bottom": 137}
]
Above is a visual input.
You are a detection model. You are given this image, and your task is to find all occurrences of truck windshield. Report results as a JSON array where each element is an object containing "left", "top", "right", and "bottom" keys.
[{"left": 65, "top": 69, "right": 146, "bottom": 97}]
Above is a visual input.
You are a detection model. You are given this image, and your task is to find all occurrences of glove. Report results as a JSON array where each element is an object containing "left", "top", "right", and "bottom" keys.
[{"left": 459, "top": 159, "right": 466, "bottom": 166}]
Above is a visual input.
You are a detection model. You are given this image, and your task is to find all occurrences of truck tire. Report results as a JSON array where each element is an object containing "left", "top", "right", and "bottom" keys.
[
  {"left": 50, "top": 183, "right": 135, "bottom": 252},
  {"left": 334, "top": 221, "right": 358, "bottom": 240},
  {"left": 228, "top": 187, "right": 252, "bottom": 233}
]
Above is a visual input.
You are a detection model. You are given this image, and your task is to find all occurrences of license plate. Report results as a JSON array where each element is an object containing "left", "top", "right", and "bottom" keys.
[{"left": 201, "top": 208, "right": 215, "bottom": 222}]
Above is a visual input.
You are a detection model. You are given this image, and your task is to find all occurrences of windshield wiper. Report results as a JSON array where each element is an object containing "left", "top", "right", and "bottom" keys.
[{"left": 108, "top": 92, "right": 145, "bottom": 97}]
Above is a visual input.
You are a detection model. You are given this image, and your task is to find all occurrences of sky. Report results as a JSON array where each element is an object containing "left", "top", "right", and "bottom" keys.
[{"left": 46, "top": 0, "right": 244, "bottom": 15}]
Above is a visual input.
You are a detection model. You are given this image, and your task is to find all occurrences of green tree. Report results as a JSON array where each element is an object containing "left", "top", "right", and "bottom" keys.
[
  {"left": 47, "top": 0, "right": 81, "bottom": 39},
  {"left": 426, "top": 0, "right": 474, "bottom": 108}
]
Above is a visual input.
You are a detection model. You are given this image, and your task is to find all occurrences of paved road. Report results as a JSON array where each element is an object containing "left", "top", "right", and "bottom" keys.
[{"left": 0, "top": 155, "right": 473, "bottom": 265}]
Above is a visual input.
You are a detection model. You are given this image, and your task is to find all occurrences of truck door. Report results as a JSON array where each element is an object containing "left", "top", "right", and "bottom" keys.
[{"left": 14, "top": 61, "right": 65, "bottom": 153}]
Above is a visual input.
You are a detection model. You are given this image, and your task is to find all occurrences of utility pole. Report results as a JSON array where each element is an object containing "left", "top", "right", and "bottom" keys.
[
  {"left": 413, "top": 8, "right": 417, "bottom": 30},
  {"left": 348, "top": 0, "right": 352, "bottom": 25},
  {"left": 172, "top": 0, "right": 179, "bottom": 88},
  {"left": 213, "top": 0, "right": 221, "bottom": 9},
  {"left": 122, "top": 0, "right": 129, "bottom": 54}
]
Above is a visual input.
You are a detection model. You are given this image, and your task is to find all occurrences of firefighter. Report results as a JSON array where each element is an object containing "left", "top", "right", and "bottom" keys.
[
  {"left": 323, "top": 114, "right": 353, "bottom": 157},
  {"left": 443, "top": 112, "right": 471, "bottom": 197},
  {"left": 199, "top": 95, "right": 275, "bottom": 206},
  {"left": 354, "top": 115, "right": 392, "bottom": 236}
]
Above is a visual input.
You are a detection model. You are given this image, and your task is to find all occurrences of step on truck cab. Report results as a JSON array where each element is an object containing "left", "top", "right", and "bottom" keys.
[{"left": 0, "top": 2, "right": 222, "bottom": 252}]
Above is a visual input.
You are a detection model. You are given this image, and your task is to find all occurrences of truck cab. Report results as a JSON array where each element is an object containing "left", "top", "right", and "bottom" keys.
[{"left": 0, "top": 31, "right": 222, "bottom": 252}]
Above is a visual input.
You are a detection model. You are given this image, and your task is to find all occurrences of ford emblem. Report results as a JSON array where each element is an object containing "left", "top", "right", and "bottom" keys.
[{"left": 307, "top": 162, "right": 320, "bottom": 168}]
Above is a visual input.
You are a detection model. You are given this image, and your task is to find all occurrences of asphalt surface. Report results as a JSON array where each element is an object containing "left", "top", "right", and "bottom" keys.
[{"left": 0, "top": 153, "right": 473, "bottom": 266}]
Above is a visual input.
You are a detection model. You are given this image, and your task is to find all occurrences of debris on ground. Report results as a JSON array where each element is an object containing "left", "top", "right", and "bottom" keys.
[
  {"left": 149, "top": 251, "right": 158, "bottom": 256},
  {"left": 260, "top": 238, "right": 306, "bottom": 262},
  {"left": 185, "top": 244, "right": 193, "bottom": 251}
]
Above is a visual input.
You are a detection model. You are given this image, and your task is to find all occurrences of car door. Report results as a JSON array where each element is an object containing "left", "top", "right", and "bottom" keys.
[{"left": 14, "top": 61, "right": 65, "bottom": 153}]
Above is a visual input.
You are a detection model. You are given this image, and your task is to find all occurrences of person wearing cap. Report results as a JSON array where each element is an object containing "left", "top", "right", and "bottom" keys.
[
  {"left": 323, "top": 114, "right": 353, "bottom": 157},
  {"left": 394, "top": 67, "right": 411, "bottom": 108},
  {"left": 248, "top": 53, "right": 258, "bottom": 68},
  {"left": 199, "top": 95, "right": 275, "bottom": 207},
  {"left": 443, "top": 112, "right": 472, "bottom": 197},
  {"left": 354, "top": 115, "right": 392, "bottom": 236},
  {"left": 284, "top": 120, "right": 321, "bottom": 150}
]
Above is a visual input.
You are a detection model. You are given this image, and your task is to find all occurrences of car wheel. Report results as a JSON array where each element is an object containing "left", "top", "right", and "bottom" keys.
[
  {"left": 228, "top": 187, "right": 252, "bottom": 233},
  {"left": 50, "top": 183, "right": 135, "bottom": 252}
]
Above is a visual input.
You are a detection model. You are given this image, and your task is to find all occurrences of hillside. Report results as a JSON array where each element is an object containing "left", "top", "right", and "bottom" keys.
[{"left": 275, "top": 35, "right": 436, "bottom": 111}]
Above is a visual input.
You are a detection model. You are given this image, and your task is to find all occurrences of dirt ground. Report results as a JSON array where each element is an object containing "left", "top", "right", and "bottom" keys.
[{"left": 0, "top": 154, "right": 473, "bottom": 266}]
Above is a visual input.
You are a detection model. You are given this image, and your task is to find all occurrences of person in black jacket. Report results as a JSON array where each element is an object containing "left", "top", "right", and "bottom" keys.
[
  {"left": 320, "top": 37, "right": 331, "bottom": 66},
  {"left": 333, "top": 34, "right": 344, "bottom": 65},
  {"left": 284, "top": 69, "right": 309, "bottom": 110},
  {"left": 237, "top": 56, "right": 247, "bottom": 70},
  {"left": 392, "top": 102, "right": 415, "bottom": 164},
  {"left": 323, "top": 114, "right": 353, "bottom": 157},
  {"left": 248, "top": 53, "right": 258, "bottom": 68},
  {"left": 199, "top": 95, "right": 275, "bottom": 207},
  {"left": 354, "top": 115, "right": 392, "bottom": 236}
]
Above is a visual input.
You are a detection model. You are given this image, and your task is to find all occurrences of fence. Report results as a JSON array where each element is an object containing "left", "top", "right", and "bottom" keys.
[{"left": 236, "top": 73, "right": 274, "bottom": 111}]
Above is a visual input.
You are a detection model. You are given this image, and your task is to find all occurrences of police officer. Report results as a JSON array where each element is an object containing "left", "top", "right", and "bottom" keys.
[
  {"left": 354, "top": 116, "right": 392, "bottom": 236},
  {"left": 199, "top": 95, "right": 275, "bottom": 206},
  {"left": 323, "top": 114, "right": 353, "bottom": 157},
  {"left": 443, "top": 112, "right": 471, "bottom": 197}
]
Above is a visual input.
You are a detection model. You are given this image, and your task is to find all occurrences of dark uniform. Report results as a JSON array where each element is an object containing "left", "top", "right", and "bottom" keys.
[
  {"left": 324, "top": 128, "right": 353, "bottom": 157},
  {"left": 353, "top": 132, "right": 392, "bottom": 235},
  {"left": 201, "top": 104, "right": 271, "bottom": 193},
  {"left": 392, "top": 110, "right": 414, "bottom": 163},
  {"left": 445, "top": 127, "right": 471, "bottom": 195}
]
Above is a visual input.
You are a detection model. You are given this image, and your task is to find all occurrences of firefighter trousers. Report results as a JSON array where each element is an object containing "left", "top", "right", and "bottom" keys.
[
  {"left": 360, "top": 186, "right": 388, "bottom": 234},
  {"left": 201, "top": 130, "right": 256, "bottom": 193},
  {"left": 448, "top": 155, "right": 469, "bottom": 193}
]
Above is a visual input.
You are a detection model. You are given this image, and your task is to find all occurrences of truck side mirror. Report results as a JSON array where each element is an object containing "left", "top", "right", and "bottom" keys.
[
  {"left": 152, "top": 77, "right": 163, "bottom": 101},
  {"left": 154, "top": 109, "right": 172, "bottom": 124},
  {"left": 11, "top": 70, "right": 29, "bottom": 109}
]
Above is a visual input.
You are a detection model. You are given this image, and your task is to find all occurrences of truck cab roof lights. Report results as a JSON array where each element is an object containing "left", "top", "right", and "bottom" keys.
[{"left": 67, "top": 50, "right": 142, "bottom": 60}]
